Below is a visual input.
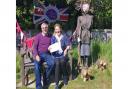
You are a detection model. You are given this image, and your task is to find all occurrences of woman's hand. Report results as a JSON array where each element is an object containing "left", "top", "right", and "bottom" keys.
[
  {"left": 64, "top": 49, "right": 68, "bottom": 56},
  {"left": 64, "top": 46, "right": 70, "bottom": 56},
  {"left": 77, "top": 37, "right": 81, "bottom": 42}
]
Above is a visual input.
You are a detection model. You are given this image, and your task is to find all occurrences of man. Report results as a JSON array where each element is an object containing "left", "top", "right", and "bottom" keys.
[{"left": 33, "top": 22, "right": 55, "bottom": 89}]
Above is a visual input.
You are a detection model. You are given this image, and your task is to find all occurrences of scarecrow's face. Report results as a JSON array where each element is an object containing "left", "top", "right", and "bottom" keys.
[{"left": 82, "top": 4, "right": 90, "bottom": 12}]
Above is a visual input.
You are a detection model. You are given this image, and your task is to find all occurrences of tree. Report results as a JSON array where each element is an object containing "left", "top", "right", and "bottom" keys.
[
  {"left": 16, "top": 0, "right": 34, "bottom": 30},
  {"left": 16, "top": 0, "right": 112, "bottom": 31}
]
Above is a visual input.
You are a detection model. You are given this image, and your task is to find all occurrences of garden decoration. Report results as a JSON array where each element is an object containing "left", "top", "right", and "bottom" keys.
[
  {"left": 33, "top": 0, "right": 69, "bottom": 24},
  {"left": 73, "top": 0, "right": 93, "bottom": 68}
]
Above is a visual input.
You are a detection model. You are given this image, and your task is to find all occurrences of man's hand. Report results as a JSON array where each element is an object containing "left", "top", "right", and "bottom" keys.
[
  {"left": 48, "top": 46, "right": 53, "bottom": 53},
  {"left": 48, "top": 47, "right": 52, "bottom": 51},
  {"left": 36, "top": 55, "right": 40, "bottom": 62}
]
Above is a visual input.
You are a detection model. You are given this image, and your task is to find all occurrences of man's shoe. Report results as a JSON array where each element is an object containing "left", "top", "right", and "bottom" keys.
[{"left": 43, "top": 78, "right": 50, "bottom": 87}]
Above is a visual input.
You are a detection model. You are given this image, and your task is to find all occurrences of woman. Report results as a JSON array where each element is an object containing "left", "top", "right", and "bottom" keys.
[{"left": 49, "top": 24, "right": 70, "bottom": 89}]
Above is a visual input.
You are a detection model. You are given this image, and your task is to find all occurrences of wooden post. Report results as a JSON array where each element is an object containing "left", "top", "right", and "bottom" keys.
[
  {"left": 68, "top": 45, "right": 73, "bottom": 80},
  {"left": 77, "top": 43, "right": 81, "bottom": 66},
  {"left": 20, "top": 48, "right": 25, "bottom": 86}
]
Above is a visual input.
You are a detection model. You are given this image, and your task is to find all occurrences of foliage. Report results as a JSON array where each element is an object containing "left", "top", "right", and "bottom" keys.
[
  {"left": 16, "top": 40, "right": 112, "bottom": 89},
  {"left": 91, "top": 39, "right": 112, "bottom": 62},
  {"left": 92, "top": 0, "right": 112, "bottom": 29},
  {"left": 16, "top": 0, "right": 34, "bottom": 30},
  {"left": 16, "top": 0, "right": 112, "bottom": 31},
  {"left": 66, "top": 0, "right": 112, "bottom": 29}
]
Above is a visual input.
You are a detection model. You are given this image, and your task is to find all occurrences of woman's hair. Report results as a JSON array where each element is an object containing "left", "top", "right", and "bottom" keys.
[{"left": 54, "top": 23, "right": 62, "bottom": 29}]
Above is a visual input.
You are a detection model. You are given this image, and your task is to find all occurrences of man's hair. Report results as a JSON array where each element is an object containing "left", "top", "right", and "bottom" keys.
[
  {"left": 40, "top": 21, "right": 48, "bottom": 27},
  {"left": 40, "top": 22, "right": 48, "bottom": 29}
]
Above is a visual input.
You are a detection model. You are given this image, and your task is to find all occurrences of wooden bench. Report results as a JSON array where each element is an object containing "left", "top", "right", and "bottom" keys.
[
  {"left": 20, "top": 47, "right": 73, "bottom": 86},
  {"left": 20, "top": 47, "right": 34, "bottom": 86}
]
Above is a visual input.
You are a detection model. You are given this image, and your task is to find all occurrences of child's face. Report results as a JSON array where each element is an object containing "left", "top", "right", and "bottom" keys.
[{"left": 82, "top": 4, "right": 89, "bottom": 12}]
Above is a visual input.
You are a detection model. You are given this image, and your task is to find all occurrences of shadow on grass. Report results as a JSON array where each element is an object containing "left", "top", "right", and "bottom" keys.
[
  {"left": 89, "top": 41, "right": 101, "bottom": 66},
  {"left": 67, "top": 57, "right": 79, "bottom": 80},
  {"left": 27, "top": 79, "right": 35, "bottom": 86},
  {"left": 67, "top": 42, "right": 101, "bottom": 81},
  {"left": 16, "top": 41, "right": 101, "bottom": 89}
]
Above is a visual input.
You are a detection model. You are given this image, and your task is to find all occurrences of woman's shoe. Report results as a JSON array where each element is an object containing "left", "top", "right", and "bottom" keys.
[
  {"left": 55, "top": 84, "right": 59, "bottom": 89},
  {"left": 63, "top": 76, "right": 68, "bottom": 85}
]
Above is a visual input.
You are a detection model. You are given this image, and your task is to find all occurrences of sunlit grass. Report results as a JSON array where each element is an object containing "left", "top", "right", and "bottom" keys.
[{"left": 16, "top": 39, "right": 112, "bottom": 89}]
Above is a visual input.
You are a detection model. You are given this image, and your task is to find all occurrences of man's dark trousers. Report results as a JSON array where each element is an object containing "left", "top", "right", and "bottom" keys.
[{"left": 34, "top": 52, "right": 55, "bottom": 89}]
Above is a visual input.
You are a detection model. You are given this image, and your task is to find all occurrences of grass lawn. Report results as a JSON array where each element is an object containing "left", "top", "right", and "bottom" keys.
[
  {"left": 49, "top": 64, "right": 112, "bottom": 89},
  {"left": 16, "top": 40, "right": 112, "bottom": 89}
]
